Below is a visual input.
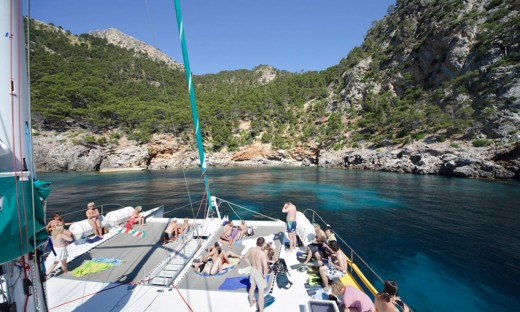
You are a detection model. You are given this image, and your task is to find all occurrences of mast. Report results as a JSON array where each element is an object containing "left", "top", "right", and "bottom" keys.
[
  {"left": 173, "top": 0, "right": 220, "bottom": 219},
  {"left": 1, "top": 1, "right": 49, "bottom": 311}
]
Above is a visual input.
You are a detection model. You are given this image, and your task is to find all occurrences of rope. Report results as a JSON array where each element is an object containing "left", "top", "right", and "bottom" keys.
[
  {"left": 217, "top": 198, "right": 279, "bottom": 221},
  {"left": 170, "top": 284, "right": 194, "bottom": 312}
]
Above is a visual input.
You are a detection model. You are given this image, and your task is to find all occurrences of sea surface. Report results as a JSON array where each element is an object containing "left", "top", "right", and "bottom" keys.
[{"left": 39, "top": 167, "right": 520, "bottom": 312}]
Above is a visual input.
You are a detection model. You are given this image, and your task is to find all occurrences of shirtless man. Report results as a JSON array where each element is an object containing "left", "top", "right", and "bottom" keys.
[
  {"left": 282, "top": 202, "right": 297, "bottom": 251},
  {"left": 374, "top": 280, "right": 410, "bottom": 312},
  {"left": 86, "top": 202, "right": 103, "bottom": 237},
  {"left": 244, "top": 237, "right": 269, "bottom": 312},
  {"left": 303, "top": 223, "right": 327, "bottom": 265},
  {"left": 319, "top": 240, "right": 348, "bottom": 290},
  {"left": 219, "top": 220, "right": 235, "bottom": 246},
  {"left": 164, "top": 218, "right": 179, "bottom": 242}
]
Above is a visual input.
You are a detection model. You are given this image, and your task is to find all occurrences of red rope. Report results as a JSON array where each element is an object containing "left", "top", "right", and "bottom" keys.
[{"left": 171, "top": 284, "right": 194, "bottom": 312}]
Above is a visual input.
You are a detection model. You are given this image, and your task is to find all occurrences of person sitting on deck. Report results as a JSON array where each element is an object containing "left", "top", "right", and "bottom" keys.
[
  {"left": 234, "top": 220, "right": 248, "bottom": 242},
  {"left": 86, "top": 202, "right": 103, "bottom": 238},
  {"left": 219, "top": 220, "right": 237, "bottom": 247},
  {"left": 330, "top": 280, "right": 375, "bottom": 312},
  {"left": 163, "top": 218, "right": 179, "bottom": 243},
  {"left": 303, "top": 223, "right": 327, "bottom": 265},
  {"left": 178, "top": 218, "right": 190, "bottom": 236},
  {"left": 319, "top": 240, "right": 348, "bottom": 291},
  {"left": 373, "top": 280, "right": 410, "bottom": 312},
  {"left": 132, "top": 206, "right": 145, "bottom": 226}
]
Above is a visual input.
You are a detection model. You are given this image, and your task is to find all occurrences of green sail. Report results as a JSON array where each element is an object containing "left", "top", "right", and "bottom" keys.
[{"left": 0, "top": 177, "right": 48, "bottom": 264}]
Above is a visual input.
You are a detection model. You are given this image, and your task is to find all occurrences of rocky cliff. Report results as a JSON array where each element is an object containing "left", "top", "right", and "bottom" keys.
[
  {"left": 90, "top": 28, "right": 183, "bottom": 71},
  {"left": 34, "top": 131, "right": 519, "bottom": 179}
]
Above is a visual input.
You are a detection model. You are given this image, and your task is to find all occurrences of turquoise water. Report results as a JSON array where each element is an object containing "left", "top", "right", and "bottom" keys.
[{"left": 39, "top": 168, "right": 520, "bottom": 312}]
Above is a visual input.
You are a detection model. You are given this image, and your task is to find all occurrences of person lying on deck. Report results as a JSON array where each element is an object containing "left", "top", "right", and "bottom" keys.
[
  {"left": 131, "top": 206, "right": 145, "bottom": 226},
  {"left": 205, "top": 242, "right": 243, "bottom": 264}
]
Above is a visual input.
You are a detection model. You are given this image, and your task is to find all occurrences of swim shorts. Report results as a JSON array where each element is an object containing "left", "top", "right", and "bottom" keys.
[{"left": 286, "top": 221, "right": 297, "bottom": 233}]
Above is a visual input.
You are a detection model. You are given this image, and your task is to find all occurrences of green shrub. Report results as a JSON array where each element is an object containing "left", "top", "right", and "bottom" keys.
[
  {"left": 450, "top": 143, "right": 459, "bottom": 148},
  {"left": 472, "top": 138, "right": 490, "bottom": 147},
  {"left": 84, "top": 135, "right": 96, "bottom": 144}
]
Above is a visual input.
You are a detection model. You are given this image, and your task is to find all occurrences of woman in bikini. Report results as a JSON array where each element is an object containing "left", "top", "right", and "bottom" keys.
[
  {"left": 46, "top": 213, "right": 72, "bottom": 236},
  {"left": 46, "top": 225, "right": 73, "bottom": 277}
]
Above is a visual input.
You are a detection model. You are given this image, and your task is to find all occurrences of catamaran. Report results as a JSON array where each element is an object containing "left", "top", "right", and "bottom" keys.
[{"left": 1, "top": 0, "right": 409, "bottom": 311}]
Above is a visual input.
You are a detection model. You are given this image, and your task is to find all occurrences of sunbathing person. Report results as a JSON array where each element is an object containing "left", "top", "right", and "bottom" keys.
[
  {"left": 205, "top": 242, "right": 243, "bottom": 264},
  {"left": 131, "top": 206, "right": 145, "bottom": 226},
  {"left": 163, "top": 218, "right": 179, "bottom": 243},
  {"left": 219, "top": 220, "right": 236, "bottom": 246},
  {"left": 192, "top": 258, "right": 212, "bottom": 275},
  {"left": 234, "top": 220, "right": 248, "bottom": 241},
  {"left": 86, "top": 202, "right": 103, "bottom": 238},
  {"left": 178, "top": 218, "right": 190, "bottom": 236}
]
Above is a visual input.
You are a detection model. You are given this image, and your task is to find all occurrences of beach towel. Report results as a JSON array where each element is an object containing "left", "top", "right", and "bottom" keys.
[
  {"left": 117, "top": 227, "right": 146, "bottom": 238},
  {"left": 87, "top": 236, "right": 103, "bottom": 243},
  {"left": 218, "top": 274, "right": 271, "bottom": 291},
  {"left": 72, "top": 258, "right": 125, "bottom": 277}
]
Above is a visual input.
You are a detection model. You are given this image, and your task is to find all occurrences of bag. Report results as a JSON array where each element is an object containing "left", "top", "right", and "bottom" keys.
[
  {"left": 276, "top": 272, "right": 292, "bottom": 289},
  {"left": 271, "top": 258, "right": 293, "bottom": 289},
  {"left": 246, "top": 226, "right": 254, "bottom": 236}
]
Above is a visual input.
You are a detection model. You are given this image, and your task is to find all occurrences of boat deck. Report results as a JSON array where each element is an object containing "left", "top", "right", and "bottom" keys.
[{"left": 46, "top": 218, "right": 341, "bottom": 311}]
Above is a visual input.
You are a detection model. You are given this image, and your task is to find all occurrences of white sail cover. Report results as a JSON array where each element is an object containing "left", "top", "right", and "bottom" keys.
[{"left": 0, "top": 0, "right": 32, "bottom": 175}]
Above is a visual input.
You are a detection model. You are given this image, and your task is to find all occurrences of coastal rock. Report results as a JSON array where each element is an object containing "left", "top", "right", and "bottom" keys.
[{"left": 33, "top": 132, "right": 520, "bottom": 180}]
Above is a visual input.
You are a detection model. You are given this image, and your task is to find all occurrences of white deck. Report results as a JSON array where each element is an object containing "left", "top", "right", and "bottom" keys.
[{"left": 45, "top": 218, "right": 330, "bottom": 312}]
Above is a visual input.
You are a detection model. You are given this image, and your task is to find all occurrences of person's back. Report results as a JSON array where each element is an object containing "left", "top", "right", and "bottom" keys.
[
  {"left": 245, "top": 237, "right": 268, "bottom": 312},
  {"left": 373, "top": 280, "right": 409, "bottom": 312}
]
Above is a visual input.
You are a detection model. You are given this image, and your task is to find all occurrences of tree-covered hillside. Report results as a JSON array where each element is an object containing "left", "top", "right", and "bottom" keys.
[{"left": 28, "top": 0, "right": 519, "bottom": 153}]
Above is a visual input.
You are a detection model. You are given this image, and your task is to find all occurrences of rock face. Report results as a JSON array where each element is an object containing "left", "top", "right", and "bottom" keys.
[
  {"left": 33, "top": 131, "right": 520, "bottom": 180},
  {"left": 91, "top": 28, "right": 183, "bottom": 71}
]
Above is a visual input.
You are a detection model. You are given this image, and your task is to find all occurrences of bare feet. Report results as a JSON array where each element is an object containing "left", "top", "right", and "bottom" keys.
[{"left": 249, "top": 298, "right": 256, "bottom": 308}]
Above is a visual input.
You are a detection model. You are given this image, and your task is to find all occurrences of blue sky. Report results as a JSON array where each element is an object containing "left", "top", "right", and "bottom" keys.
[{"left": 29, "top": 0, "right": 395, "bottom": 74}]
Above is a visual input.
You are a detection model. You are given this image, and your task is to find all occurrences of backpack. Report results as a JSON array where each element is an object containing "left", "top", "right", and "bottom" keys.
[{"left": 271, "top": 258, "right": 293, "bottom": 289}]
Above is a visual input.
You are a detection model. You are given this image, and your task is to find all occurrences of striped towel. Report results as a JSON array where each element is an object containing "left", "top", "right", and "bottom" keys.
[{"left": 117, "top": 227, "right": 146, "bottom": 238}]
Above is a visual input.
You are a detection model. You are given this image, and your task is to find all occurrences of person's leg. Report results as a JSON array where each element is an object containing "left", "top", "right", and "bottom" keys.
[
  {"left": 290, "top": 232, "right": 297, "bottom": 250},
  {"left": 60, "top": 259, "right": 68, "bottom": 273},
  {"left": 304, "top": 246, "right": 313, "bottom": 264},
  {"left": 248, "top": 280, "right": 256, "bottom": 308},
  {"left": 46, "top": 261, "right": 58, "bottom": 275},
  {"left": 258, "top": 285, "right": 265, "bottom": 312},
  {"left": 319, "top": 266, "right": 330, "bottom": 289}
]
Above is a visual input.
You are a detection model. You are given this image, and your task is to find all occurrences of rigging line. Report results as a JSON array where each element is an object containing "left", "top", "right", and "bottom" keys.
[
  {"left": 143, "top": 0, "right": 179, "bottom": 136},
  {"left": 170, "top": 284, "right": 194, "bottom": 312},
  {"left": 217, "top": 199, "right": 279, "bottom": 221},
  {"left": 182, "top": 168, "right": 201, "bottom": 239},
  {"left": 48, "top": 283, "right": 127, "bottom": 310}
]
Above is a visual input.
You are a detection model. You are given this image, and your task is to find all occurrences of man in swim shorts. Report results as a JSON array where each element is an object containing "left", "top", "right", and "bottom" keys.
[
  {"left": 244, "top": 237, "right": 268, "bottom": 312},
  {"left": 282, "top": 202, "right": 297, "bottom": 251}
]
